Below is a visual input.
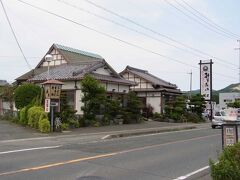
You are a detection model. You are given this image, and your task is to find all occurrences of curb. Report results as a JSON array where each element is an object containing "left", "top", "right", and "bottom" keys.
[{"left": 102, "top": 125, "right": 196, "bottom": 139}]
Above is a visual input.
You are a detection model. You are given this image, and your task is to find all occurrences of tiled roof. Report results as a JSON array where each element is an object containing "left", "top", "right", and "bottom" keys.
[
  {"left": 28, "top": 62, "right": 135, "bottom": 86},
  {"left": 16, "top": 67, "right": 48, "bottom": 81},
  {"left": 122, "top": 66, "right": 177, "bottom": 89},
  {"left": 17, "top": 44, "right": 133, "bottom": 86},
  {"left": 91, "top": 73, "right": 136, "bottom": 85},
  {"left": 54, "top": 44, "right": 103, "bottom": 60},
  {"left": 133, "top": 88, "right": 181, "bottom": 94},
  {"left": 29, "top": 63, "right": 88, "bottom": 81}
]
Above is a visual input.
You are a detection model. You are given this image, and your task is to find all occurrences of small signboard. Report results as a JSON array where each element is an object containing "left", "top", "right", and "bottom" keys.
[
  {"left": 222, "top": 124, "right": 238, "bottom": 149},
  {"left": 44, "top": 99, "right": 51, "bottom": 113}
]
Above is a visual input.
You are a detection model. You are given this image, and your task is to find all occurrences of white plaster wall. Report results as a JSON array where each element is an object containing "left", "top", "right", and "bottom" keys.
[
  {"left": 146, "top": 97, "right": 161, "bottom": 113},
  {"left": 94, "top": 67, "right": 111, "bottom": 75},
  {"left": 137, "top": 92, "right": 147, "bottom": 97},
  {"left": 106, "top": 83, "right": 118, "bottom": 92},
  {"left": 118, "top": 84, "right": 130, "bottom": 93},
  {"left": 62, "top": 81, "right": 75, "bottom": 90}
]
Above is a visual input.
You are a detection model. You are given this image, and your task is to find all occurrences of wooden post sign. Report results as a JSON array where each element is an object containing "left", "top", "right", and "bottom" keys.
[{"left": 222, "top": 123, "right": 238, "bottom": 149}]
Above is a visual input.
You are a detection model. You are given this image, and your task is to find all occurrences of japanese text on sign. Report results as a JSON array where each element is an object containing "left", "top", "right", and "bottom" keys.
[{"left": 200, "top": 63, "right": 211, "bottom": 100}]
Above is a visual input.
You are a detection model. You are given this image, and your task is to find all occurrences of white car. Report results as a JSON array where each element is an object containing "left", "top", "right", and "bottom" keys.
[{"left": 211, "top": 111, "right": 226, "bottom": 129}]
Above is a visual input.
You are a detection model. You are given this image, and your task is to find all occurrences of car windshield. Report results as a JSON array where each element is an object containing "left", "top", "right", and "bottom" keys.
[
  {"left": 215, "top": 111, "right": 226, "bottom": 116},
  {"left": 220, "top": 111, "right": 226, "bottom": 116}
]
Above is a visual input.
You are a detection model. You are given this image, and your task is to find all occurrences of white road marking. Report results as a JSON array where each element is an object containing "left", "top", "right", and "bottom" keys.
[
  {"left": 173, "top": 165, "right": 209, "bottom": 180},
  {"left": 0, "top": 145, "right": 61, "bottom": 155}
]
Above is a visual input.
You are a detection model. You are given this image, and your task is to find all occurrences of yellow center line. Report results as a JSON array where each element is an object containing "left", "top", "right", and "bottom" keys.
[
  {"left": 0, "top": 153, "right": 117, "bottom": 176},
  {"left": 0, "top": 133, "right": 219, "bottom": 176}
]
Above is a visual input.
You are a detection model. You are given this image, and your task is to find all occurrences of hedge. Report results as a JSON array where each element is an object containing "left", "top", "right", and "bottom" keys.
[
  {"left": 210, "top": 142, "right": 240, "bottom": 180},
  {"left": 27, "top": 106, "right": 47, "bottom": 129},
  {"left": 38, "top": 118, "right": 50, "bottom": 133}
]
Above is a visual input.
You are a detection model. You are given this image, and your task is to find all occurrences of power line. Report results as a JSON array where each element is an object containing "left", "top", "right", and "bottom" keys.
[
  {"left": 164, "top": 0, "right": 234, "bottom": 40},
  {"left": 58, "top": 1, "right": 209, "bottom": 59},
  {"left": 180, "top": 0, "right": 240, "bottom": 39},
  {"left": 15, "top": 0, "right": 196, "bottom": 69},
  {"left": 173, "top": 0, "right": 239, "bottom": 39},
  {"left": 15, "top": 0, "right": 238, "bottom": 81},
  {"left": 57, "top": 0, "right": 237, "bottom": 71},
  {"left": 83, "top": 0, "right": 238, "bottom": 67},
  {"left": 0, "top": 0, "right": 32, "bottom": 69}
]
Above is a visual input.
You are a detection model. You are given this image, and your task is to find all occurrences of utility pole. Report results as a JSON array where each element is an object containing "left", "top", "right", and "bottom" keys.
[
  {"left": 188, "top": 70, "right": 192, "bottom": 99},
  {"left": 234, "top": 40, "right": 240, "bottom": 83}
]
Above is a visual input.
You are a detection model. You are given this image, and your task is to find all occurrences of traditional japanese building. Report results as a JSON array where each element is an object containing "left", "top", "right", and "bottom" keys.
[
  {"left": 16, "top": 44, "right": 135, "bottom": 115},
  {"left": 120, "top": 66, "right": 181, "bottom": 114}
]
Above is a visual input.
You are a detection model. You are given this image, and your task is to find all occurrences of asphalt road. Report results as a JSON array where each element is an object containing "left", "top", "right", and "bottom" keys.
[{"left": 0, "top": 125, "right": 221, "bottom": 180}]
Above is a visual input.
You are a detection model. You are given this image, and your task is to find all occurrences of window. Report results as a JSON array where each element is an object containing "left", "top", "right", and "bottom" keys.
[{"left": 61, "top": 90, "right": 75, "bottom": 110}]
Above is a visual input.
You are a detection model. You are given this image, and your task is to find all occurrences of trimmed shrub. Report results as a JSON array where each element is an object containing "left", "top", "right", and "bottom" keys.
[
  {"left": 210, "top": 142, "right": 240, "bottom": 180},
  {"left": 14, "top": 83, "right": 41, "bottom": 109},
  {"left": 19, "top": 107, "right": 27, "bottom": 125},
  {"left": 19, "top": 105, "right": 33, "bottom": 125},
  {"left": 38, "top": 118, "right": 50, "bottom": 133},
  {"left": 68, "top": 118, "right": 80, "bottom": 128},
  {"left": 28, "top": 106, "right": 45, "bottom": 129},
  {"left": 61, "top": 123, "right": 69, "bottom": 130},
  {"left": 184, "top": 112, "right": 204, "bottom": 123}
]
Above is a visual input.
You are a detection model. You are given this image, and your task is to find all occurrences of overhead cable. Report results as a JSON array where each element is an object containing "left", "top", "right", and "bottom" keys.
[
  {"left": 0, "top": 0, "right": 32, "bottom": 69},
  {"left": 83, "top": 0, "right": 237, "bottom": 67},
  {"left": 58, "top": 0, "right": 237, "bottom": 71},
  {"left": 180, "top": 0, "right": 240, "bottom": 39},
  {"left": 15, "top": 0, "right": 238, "bottom": 81}
]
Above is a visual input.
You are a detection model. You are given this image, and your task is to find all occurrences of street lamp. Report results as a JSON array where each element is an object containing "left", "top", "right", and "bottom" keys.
[{"left": 45, "top": 54, "right": 53, "bottom": 80}]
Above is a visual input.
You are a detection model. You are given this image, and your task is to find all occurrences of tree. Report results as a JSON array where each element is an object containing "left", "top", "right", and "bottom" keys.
[
  {"left": 81, "top": 75, "right": 107, "bottom": 125},
  {"left": 123, "top": 91, "right": 143, "bottom": 124},
  {"left": 14, "top": 83, "right": 41, "bottom": 109},
  {"left": 164, "top": 95, "right": 187, "bottom": 121},
  {"left": 189, "top": 94, "right": 206, "bottom": 117},
  {"left": 227, "top": 100, "right": 240, "bottom": 108}
]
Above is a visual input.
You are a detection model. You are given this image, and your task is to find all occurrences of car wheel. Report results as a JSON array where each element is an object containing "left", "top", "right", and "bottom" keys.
[{"left": 212, "top": 125, "right": 216, "bottom": 129}]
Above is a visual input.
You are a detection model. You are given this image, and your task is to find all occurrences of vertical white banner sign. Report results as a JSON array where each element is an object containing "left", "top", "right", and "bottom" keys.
[{"left": 200, "top": 63, "right": 211, "bottom": 100}]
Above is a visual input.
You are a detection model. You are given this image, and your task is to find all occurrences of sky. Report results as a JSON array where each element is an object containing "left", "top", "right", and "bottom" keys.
[{"left": 1, "top": 0, "right": 240, "bottom": 91}]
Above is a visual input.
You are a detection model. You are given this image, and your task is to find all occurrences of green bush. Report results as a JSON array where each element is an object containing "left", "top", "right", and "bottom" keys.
[
  {"left": 19, "top": 107, "right": 27, "bottom": 125},
  {"left": 184, "top": 112, "right": 203, "bottom": 123},
  {"left": 123, "top": 92, "right": 143, "bottom": 124},
  {"left": 152, "top": 113, "right": 167, "bottom": 122},
  {"left": 61, "top": 123, "right": 69, "bottom": 130},
  {"left": 38, "top": 118, "right": 50, "bottom": 133},
  {"left": 210, "top": 142, "right": 240, "bottom": 180},
  {"left": 19, "top": 106, "right": 33, "bottom": 125},
  {"left": 27, "top": 106, "right": 46, "bottom": 129},
  {"left": 14, "top": 83, "right": 41, "bottom": 109},
  {"left": 68, "top": 118, "right": 80, "bottom": 128}
]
